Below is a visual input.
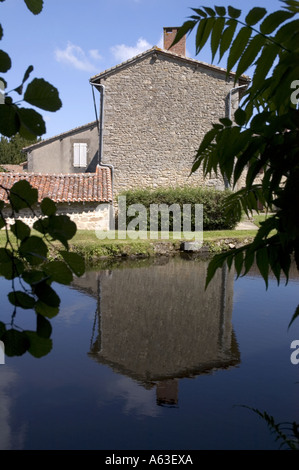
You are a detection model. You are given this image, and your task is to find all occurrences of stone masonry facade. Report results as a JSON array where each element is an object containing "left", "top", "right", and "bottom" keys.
[
  {"left": 96, "top": 49, "right": 248, "bottom": 196},
  {"left": 2, "top": 202, "right": 110, "bottom": 231}
]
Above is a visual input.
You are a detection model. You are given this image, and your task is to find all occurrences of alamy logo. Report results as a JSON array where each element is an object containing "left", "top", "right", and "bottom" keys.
[
  {"left": 95, "top": 196, "right": 203, "bottom": 243},
  {"left": 0, "top": 340, "right": 5, "bottom": 365},
  {"left": 290, "top": 340, "right": 299, "bottom": 365},
  {"left": 290, "top": 80, "right": 299, "bottom": 106}
]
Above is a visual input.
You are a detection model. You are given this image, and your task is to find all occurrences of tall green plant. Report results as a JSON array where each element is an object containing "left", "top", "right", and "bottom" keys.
[{"left": 173, "top": 0, "right": 299, "bottom": 326}]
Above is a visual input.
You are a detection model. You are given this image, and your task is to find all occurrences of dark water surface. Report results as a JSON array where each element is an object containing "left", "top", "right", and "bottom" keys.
[{"left": 0, "top": 256, "right": 298, "bottom": 450}]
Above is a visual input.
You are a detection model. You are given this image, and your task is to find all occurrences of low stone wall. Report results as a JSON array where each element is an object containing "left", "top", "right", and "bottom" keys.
[{"left": 2, "top": 202, "right": 111, "bottom": 231}]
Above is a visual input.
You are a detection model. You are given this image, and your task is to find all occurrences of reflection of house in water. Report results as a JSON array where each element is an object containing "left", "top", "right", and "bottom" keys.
[{"left": 73, "top": 257, "right": 240, "bottom": 406}]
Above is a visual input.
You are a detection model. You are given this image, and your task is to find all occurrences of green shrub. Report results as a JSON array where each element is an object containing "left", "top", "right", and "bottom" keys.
[{"left": 116, "top": 187, "right": 241, "bottom": 231}]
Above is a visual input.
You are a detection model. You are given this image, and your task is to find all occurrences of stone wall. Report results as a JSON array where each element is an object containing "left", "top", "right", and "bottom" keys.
[
  {"left": 101, "top": 52, "right": 245, "bottom": 195},
  {"left": 79, "top": 258, "right": 239, "bottom": 382},
  {"left": 2, "top": 202, "right": 110, "bottom": 231}
]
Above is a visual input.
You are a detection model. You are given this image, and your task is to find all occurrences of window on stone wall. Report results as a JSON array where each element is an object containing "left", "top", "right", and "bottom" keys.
[{"left": 73, "top": 143, "right": 87, "bottom": 168}]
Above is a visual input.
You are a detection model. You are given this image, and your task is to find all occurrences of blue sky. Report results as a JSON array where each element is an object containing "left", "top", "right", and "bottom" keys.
[{"left": 1, "top": 0, "right": 285, "bottom": 139}]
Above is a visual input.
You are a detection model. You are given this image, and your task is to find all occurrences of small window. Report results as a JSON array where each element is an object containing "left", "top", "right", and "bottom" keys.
[{"left": 73, "top": 143, "right": 87, "bottom": 168}]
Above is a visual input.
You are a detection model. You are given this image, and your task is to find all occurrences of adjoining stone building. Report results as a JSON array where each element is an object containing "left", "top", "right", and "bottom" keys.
[
  {"left": 23, "top": 27, "right": 250, "bottom": 204},
  {"left": 0, "top": 166, "right": 112, "bottom": 231}
]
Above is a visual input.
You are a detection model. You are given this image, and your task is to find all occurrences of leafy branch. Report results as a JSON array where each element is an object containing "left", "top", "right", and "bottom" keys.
[
  {"left": 174, "top": 1, "right": 299, "bottom": 312},
  {"left": 0, "top": 0, "right": 62, "bottom": 139},
  {"left": 0, "top": 180, "right": 85, "bottom": 358}
]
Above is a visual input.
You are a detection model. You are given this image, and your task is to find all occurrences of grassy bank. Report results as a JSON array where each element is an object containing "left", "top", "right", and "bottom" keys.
[
  {"left": 0, "top": 228, "right": 258, "bottom": 264},
  {"left": 69, "top": 229, "right": 258, "bottom": 262}
]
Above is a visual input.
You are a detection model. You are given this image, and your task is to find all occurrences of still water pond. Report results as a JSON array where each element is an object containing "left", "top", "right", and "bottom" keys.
[{"left": 0, "top": 256, "right": 298, "bottom": 450}]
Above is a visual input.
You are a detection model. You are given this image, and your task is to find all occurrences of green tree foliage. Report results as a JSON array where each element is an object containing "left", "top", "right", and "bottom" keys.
[
  {"left": 0, "top": 133, "right": 39, "bottom": 165},
  {"left": 0, "top": 181, "right": 85, "bottom": 357},
  {"left": 0, "top": 0, "right": 62, "bottom": 139},
  {"left": 0, "top": 0, "right": 85, "bottom": 357},
  {"left": 173, "top": 0, "right": 299, "bottom": 326}
]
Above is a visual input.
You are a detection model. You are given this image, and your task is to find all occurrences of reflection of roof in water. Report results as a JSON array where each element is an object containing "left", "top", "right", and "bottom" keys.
[{"left": 88, "top": 328, "right": 240, "bottom": 384}]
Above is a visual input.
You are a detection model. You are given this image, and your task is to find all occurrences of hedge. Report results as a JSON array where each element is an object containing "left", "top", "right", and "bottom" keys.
[{"left": 116, "top": 187, "right": 241, "bottom": 231}]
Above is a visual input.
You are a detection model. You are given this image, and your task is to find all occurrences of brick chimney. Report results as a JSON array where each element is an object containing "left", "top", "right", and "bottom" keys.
[{"left": 163, "top": 27, "right": 186, "bottom": 56}]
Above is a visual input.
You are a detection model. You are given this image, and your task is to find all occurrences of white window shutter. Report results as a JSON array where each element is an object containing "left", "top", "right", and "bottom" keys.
[
  {"left": 80, "top": 143, "right": 87, "bottom": 167},
  {"left": 73, "top": 143, "right": 80, "bottom": 167},
  {"left": 73, "top": 143, "right": 87, "bottom": 167}
]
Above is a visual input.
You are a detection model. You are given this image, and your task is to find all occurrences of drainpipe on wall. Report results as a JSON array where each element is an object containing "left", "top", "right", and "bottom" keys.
[
  {"left": 90, "top": 81, "right": 115, "bottom": 229},
  {"left": 224, "top": 84, "right": 248, "bottom": 189}
]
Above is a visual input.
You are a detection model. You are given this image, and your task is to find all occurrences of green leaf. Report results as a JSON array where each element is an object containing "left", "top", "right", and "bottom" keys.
[
  {"left": 234, "top": 251, "right": 244, "bottom": 277},
  {"left": 17, "top": 107, "right": 46, "bottom": 139},
  {"left": 235, "top": 34, "right": 266, "bottom": 80},
  {"left": 41, "top": 197, "right": 57, "bottom": 216},
  {"left": 9, "top": 180, "right": 38, "bottom": 211},
  {"left": 25, "top": 331, "right": 52, "bottom": 358},
  {"left": 34, "top": 281, "right": 60, "bottom": 308},
  {"left": 219, "top": 21, "right": 237, "bottom": 61},
  {"left": 10, "top": 220, "right": 31, "bottom": 241},
  {"left": 0, "top": 248, "right": 13, "bottom": 263},
  {"left": 8, "top": 291, "right": 35, "bottom": 309},
  {"left": 19, "top": 236, "right": 48, "bottom": 265},
  {"left": 0, "top": 24, "right": 3, "bottom": 41},
  {"left": 47, "top": 214, "right": 77, "bottom": 248},
  {"left": 192, "top": 8, "right": 207, "bottom": 18},
  {"left": 250, "top": 42, "right": 279, "bottom": 95},
  {"left": 22, "top": 270, "right": 46, "bottom": 286},
  {"left": 0, "top": 321, "right": 6, "bottom": 339},
  {"left": 256, "top": 247, "right": 269, "bottom": 287},
  {"left": 0, "top": 258, "right": 24, "bottom": 280},
  {"left": 205, "top": 251, "right": 231, "bottom": 287},
  {"left": 35, "top": 301, "right": 59, "bottom": 319},
  {"left": 228, "top": 6, "right": 241, "bottom": 19},
  {"left": 215, "top": 6, "right": 226, "bottom": 17},
  {"left": 170, "top": 21, "right": 197, "bottom": 48},
  {"left": 0, "top": 104, "right": 19, "bottom": 137},
  {"left": 24, "top": 78, "right": 62, "bottom": 112},
  {"left": 260, "top": 10, "right": 294, "bottom": 35},
  {"left": 288, "top": 304, "right": 299, "bottom": 329},
  {"left": 0, "top": 215, "right": 5, "bottom": 230},
  {"left": 203, "top": 6, "right": 215, "bottom": 16},
  {"left": 245, "top": 7, "right": 267, "bottom": 26},
  {"left": 195, "top": 17, "right": 216, "bottom": 54},
  {"left": 234, "top": 108, "right": 247, "bottom": 126},
  {"left": 227, "top": 27, "right": 252, "bottom": 73},
  {"left": 24, "top": 0, "right": 43, "bottom": 15},
  {"left": 211, "top": 17, "right": 225, "bottom": 61},
  {"left": 36, "top": 314, "right": 52, "bottom": 338},
  {"left": 33, "top": 218, "right": 49, "bottom": 235},
  {"left": 60, "top": 251, "right": 85, "bottom": 277},
  {"left": 0, "top": 49, "right": 11, "bottom": 72},
  {"left": 14, "top": 65, "right": 34, "bottom": 95},
  {"left": 2, "top": 329, "right": 30, "bottom": 357},
  {"left": 219, "top": 117, "right": 232, "bottom": 127},
  {"left": 44, "top": 260, "right": 73, "bottom": 285}
]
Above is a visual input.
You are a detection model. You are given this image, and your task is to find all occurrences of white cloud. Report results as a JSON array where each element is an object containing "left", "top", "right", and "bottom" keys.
[
  {"left": 110, "top": 37, "right": 152, "bottom": 62},
  {"left": 55, "top": 42, "right": 102, "bottom": 72},
  {"left": 89, "top": 49, "right": 103, "bottom": 61}
]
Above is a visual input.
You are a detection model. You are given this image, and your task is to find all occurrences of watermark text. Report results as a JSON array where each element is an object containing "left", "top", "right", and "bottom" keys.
[{"left": 290, "top": 340, "right": 299, "bottom": 365}]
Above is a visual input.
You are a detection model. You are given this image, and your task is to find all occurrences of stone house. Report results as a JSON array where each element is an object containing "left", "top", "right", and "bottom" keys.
[
  {"left": 0, "top": 166, "right": 112, "bottom": 231},
  {"left": 23, "top": 27, "right": 250, "bottom": 203}
]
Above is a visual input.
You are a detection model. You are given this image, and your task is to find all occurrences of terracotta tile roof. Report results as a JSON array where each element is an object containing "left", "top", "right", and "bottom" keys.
[{"left": 0, "top": 167, "right": 112, "bottom": 204}]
